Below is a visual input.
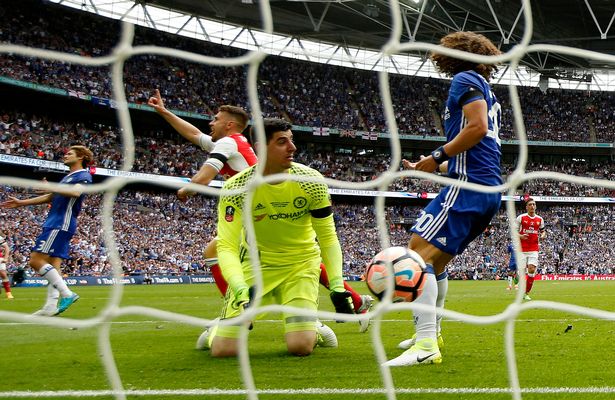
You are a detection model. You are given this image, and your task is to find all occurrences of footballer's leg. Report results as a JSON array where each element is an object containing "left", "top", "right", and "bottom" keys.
[
  {"left": 0, "top": 268, "right": 13, "bottom": 299},
  {"left": 32, "top": 284, "right": 60, "bottom": 316},
  {"left": 385, "top": 270, "right": 441, "bottom": 367},
  {"left": 319, "top": 263, "right": 373, "bottom": 331},
  {"left": 385, "top": 235, "right": 449, "bottom": 367},
  {"left": 210, "top": 335, "right": 239, "bottom": 358},
  {"left": 29, "top": 249, "right": 78, "bottom": 315},
  {"left": 286, "top": 330, "right": 318, "bottom": 356},
  {"left": 208, "top": 290, "right": 243, "bottom": 357},
  {"left": 204, "top": 238, "right": 229, "bottom": 296},
  {"left": 398, "top": 271, "right": 446, "bottom": 350},
  {"left": 435, "top": 271, "right": 447, "bottom": 344},
  {"left": 284, "top": 260, "right": 335, "bottom": 355},
  {"left": 524, "top": 263, "right": 537, "bottom": 301},
  {"left": 357, "top": 294, "right": 374, "bottom": 333},
  {"left": 319, "top": 263, "right": 364, "bottom": 310}
]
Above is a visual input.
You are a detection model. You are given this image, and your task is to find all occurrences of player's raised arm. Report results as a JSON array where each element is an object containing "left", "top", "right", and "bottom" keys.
[
  {"left": 0, "top": 193, "right": 53, "bottom": 208},
  {"left": 148, "top": 88, "right": 204, "bottom": 146}
]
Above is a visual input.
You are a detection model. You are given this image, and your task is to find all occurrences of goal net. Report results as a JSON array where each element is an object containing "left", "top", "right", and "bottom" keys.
[{"left": 1, "top": 0, "right": 615, "bottom": 399}]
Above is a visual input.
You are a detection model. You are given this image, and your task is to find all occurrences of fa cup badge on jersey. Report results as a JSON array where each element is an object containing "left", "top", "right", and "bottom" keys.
[{"left": 225, "top": 206, "right": 235, "bottom": 222}]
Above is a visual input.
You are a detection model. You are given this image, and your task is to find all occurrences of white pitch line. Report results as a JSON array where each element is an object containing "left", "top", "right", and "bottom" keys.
[
  {"left": 0, "top": 317, "right": 597, "bottom": 326},
  {"left": 1, "top": 386, "right": 614, "bottom": 397}
]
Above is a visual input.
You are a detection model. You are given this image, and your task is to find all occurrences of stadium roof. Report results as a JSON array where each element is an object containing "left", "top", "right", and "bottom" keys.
[
  {"left": 146, "top": 0, "right": 615, "bottom": 71},
  {"left": 57, "top": 0, "right": 615, "bottom": 89}
]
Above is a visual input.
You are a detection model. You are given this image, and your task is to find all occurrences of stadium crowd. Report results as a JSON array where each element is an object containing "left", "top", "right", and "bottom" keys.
[
  {"left": 2, "top": 188, "right": 614, "bottom": 281},
  {"left": 1, "top": 110, "right": 615, "bottom": 197},
  {"left": 2, "top": 0, "right": 614, "bottom": 144}
]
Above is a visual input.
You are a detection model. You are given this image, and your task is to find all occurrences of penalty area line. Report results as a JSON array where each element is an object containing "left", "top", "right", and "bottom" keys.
[{"left": 1, "top": 386, "right": 615, "bottom": 397}]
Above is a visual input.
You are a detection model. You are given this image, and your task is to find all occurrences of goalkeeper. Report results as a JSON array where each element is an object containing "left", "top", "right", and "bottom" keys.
[{"left": 207, "top": 118, "right": 352, "bottom": 357}]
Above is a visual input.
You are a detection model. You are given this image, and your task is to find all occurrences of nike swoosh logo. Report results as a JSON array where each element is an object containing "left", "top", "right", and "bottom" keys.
[
  {"left": 417, "top": 353, "right": 437, "bottom": 363},
  {"left": 394, "top": 270, "right": 414, "bottom": 279}
]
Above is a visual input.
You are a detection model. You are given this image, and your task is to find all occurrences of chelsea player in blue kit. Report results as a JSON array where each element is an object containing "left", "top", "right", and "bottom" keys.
[
  {"left": 506, "top": 243, "right": 519, "bottom": 290},
  {"left": 1, "top": 145, "right": 93, "bottom": 316},
  {"left": 385, "top": 32, "right": 503, "bottom": 366}
]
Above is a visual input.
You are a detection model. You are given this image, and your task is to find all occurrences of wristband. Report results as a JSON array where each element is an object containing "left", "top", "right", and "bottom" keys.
[{"left": 430, "top": 145, "right": 450, "bottom": 165}]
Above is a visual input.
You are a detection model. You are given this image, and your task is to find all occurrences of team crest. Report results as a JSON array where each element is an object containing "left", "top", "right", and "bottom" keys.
[
  {"left": 225, "top": 206, "right": 235, "bottom": 222},
  {"left": 293, "top": 196, "right": 307, "bottom": 209}
]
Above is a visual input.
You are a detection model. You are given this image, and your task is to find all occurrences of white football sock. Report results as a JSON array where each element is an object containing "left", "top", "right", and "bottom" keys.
[
  {"left": 436, "top": 272, "right": 448, "bottom": 335},
  {"left": 44, "top": 283, "right": 60, "bottom": 308},
  {"left": 39, "top": 264, "right": 72, "bottom": 297},
  {"left": 413, "top": 271, "right": 437, "bottom": 342}
]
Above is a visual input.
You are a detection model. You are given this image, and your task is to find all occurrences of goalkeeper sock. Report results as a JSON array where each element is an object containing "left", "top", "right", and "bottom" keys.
[
  {"left": 39, "top": 264, "right": 71, "bottom": 297},
  {"left": 206, "top": 259, "right": 228, "bottom": 296},
  {"left": 435, "top": 271, "right": 448, "bottom": 334},
  {"left": 413, "top": 265, "right": 437, "bottom": 342}
]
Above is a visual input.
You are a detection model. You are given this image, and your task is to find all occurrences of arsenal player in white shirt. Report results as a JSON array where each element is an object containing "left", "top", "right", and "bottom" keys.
[{"left": 515, "top": 198, "right": 546, "bottom": 300}]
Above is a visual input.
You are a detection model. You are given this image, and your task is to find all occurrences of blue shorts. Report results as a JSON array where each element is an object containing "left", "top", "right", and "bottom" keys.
[
  {"left": 508, "top": 261, "right": 517, "bottom": 272},
  {"left": 411, "top": 186, "right": 501, "bottom": 256},
  {"left": 32, "top": 228, "right": 73, "bottom": 259}
]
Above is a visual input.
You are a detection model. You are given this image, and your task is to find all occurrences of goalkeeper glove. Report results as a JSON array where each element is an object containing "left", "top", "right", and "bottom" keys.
[
  {"left": 232, "top": 285, "right": 252, "bottom": 309},
  {"left": 232, "top": 285, "right": 255, "bottom": 329},
  {"left": 330, "top": 290, "right": 355, "bottom": 315}
]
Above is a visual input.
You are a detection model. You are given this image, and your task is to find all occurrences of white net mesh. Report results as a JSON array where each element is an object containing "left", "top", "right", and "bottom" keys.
[{"left": 1, "top": 0, "right": 615, "bottom": 399}]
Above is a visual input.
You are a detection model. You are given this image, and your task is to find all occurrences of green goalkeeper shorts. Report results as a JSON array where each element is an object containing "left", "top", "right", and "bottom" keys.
[{"left": 216, "top": 258, "right": 321, "bottom": 339}]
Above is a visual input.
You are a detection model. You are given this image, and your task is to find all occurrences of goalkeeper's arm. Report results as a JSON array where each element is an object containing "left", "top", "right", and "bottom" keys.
[
  {"left": 311, "top": 207, "right": 354, "bottom": 314},
  {"left": 217, "top": 195, "right": 250, "bottom": 309},
  {"left": 217, "top": 240, "right": 250, "bottom": 308}
]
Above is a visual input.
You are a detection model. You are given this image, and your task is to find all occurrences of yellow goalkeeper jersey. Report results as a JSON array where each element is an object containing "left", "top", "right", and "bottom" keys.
[{"left": 217, "top": 163, "right": 332, "bottom": 271}]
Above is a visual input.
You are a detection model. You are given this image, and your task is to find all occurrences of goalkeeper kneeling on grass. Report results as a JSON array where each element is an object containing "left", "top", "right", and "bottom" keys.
[{"left": 203, "top": 118, "right": 354, "bottom": 357}]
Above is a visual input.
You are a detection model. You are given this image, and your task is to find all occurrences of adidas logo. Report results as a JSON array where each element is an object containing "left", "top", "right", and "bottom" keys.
[
  {"left": 255, "top": 203, "right": 265, "bottom": 210},
  {"left": 435, "top": 237, "right": 447, "bottom": 246}
]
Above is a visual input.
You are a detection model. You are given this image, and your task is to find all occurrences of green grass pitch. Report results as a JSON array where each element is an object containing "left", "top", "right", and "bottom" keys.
[{"left": 0, "top": 280, "right": 614, "bottom": 400}]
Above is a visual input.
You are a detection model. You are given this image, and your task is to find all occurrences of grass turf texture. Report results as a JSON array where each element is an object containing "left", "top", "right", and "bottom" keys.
[{"left": 0, "top": 280, "right": 613, "bottom": 400}]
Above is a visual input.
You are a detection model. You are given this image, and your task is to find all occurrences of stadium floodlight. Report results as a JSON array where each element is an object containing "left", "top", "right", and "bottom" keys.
[{"left": 364, "top": 2, "right": 379, "bottom": 18}]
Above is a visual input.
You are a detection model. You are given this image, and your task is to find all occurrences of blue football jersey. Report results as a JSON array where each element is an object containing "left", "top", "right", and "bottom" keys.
[
  {"left": 42, "top": 169, "right": 92, "bottom": 234},
  {"left": 443, "top": 70, "right": 502, "bottom": 186}
]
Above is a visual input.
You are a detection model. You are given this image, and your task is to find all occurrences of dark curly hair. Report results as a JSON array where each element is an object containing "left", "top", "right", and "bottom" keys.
[{"left": 431, "top": 31, "right": 501, "bottom": 81}]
